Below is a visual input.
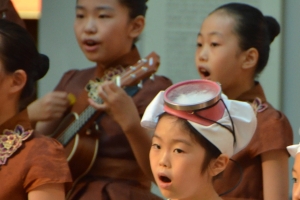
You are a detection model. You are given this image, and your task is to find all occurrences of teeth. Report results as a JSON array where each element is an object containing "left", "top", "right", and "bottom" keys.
[{"left": 199, "top": 67, "right": 210, "bottom": 77}]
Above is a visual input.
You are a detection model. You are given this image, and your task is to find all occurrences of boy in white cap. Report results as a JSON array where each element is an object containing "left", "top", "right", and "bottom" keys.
[
  {"left": 141, "top": 80, "right": 257, "bottom": 200},
  {"left": 287, "top": 136, "right": 300, "bottom": 200}
]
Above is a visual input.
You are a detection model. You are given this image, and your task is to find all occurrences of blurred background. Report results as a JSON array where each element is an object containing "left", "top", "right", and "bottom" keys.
[{"left": 14, "top": 0, "right": 300, "bottom": 198}]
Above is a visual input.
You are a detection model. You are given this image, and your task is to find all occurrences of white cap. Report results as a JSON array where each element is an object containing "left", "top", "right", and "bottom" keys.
[{"left": 141, "top": 91, "right": 257, "bottom": 157}]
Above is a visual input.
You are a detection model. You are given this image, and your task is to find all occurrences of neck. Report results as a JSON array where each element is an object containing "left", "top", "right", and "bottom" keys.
[
  {"left": 95, "top": 45, "right": 139, "bottom": 77},
  {"left": 171, "top": 183, "right": 222, "bottom": 200},
  {"left": 224, "top": 78, "right": 255, "bottom": 100},
  {"left": 0, "top": 100, "right": 18, "bottom": 126}
]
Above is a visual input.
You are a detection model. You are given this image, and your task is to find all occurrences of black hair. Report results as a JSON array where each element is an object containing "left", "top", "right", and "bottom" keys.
[
  {"left": 0, "top": 19, "right": 49, "bottom": 102},
  {"left": 119, "top": 0, "right": 148, "bottom": 18},
  {"left": 159, "top": 113, "right": 221, "bottom": 174},
  {"left": 212, "top": 3, "right": 280, "bottom": 75}
]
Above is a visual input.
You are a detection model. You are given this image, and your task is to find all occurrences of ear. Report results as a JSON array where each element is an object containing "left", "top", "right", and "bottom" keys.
[
  {"left": 241, "top": 47, "right": 258, "bottom": 70},
  {"left": 9, "top": 69, "right": 27, "bottom": 95},
  {"left": 128, "top": 15, "right": 145, "bottom": 39},
  {"left": 208, "top": 154, "right": 229, "bottom": 177}
]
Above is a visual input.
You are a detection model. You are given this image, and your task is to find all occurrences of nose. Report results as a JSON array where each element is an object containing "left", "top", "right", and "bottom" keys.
[
  {"left": 158, "top": 152, "right": 171, "bottom": 168},
  {"left": 84, "top": 17, "right": 97, "bottom": 34},
  {"left": 196, "top": 45, "right": 208, "bottom": 62}
]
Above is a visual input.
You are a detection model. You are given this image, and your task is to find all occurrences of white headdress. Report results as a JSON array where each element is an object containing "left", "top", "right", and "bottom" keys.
[
  {"left": 287, "top": 128, "right": 300, "bottom": 157},
  {"left": 141, "top": 80, "right": 257, "bottom": 157}
]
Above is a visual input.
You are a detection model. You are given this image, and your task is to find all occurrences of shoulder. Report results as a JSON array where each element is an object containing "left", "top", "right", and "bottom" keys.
[
  {"left": 54, "top": 66, "right": 96, "bottom": 92},
  {"left": 134, "top": 75, "right": 172, "bottom": 114},
  {"left": 257, "top": 102, "right": 291, "bottom": 127},
  {"left": 23, "top": 132, "right": 72, "bottom": 191},
  {"left": 249, "top": 101, "right": 293, "bottom": 156},
  {"left": 25, "top": 132, "right": 66, "bottom": 160},
  {"left": 143, "top": 75, "right": 172, "bottom": 90},
  {"left": 138, "top": 75, "right": 172, "bottom": 98}
]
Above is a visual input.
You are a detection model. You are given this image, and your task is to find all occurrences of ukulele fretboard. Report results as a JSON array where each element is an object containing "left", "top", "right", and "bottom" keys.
[{"left": 58, "top": 105, "right": 97, "bottom": 146}]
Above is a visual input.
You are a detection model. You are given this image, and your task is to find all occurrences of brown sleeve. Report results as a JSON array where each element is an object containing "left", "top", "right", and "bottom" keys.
[
  {"left": 54, "top": 70, "right": 79, "bottom": 92},
  {"left": 248, "top": 104, "right": 293, "bottom": 158},
  {"left": 24, "top": 134, "right": 72, "bottom": 192}
]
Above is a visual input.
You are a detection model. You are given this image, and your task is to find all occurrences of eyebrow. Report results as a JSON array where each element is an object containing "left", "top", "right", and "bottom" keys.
[
  {"left": 153, "top": 134, "right": 192, "bottom": 146},
  {"left": 292, "top": 168, "right": 297, "bottom": 173},
  {"left": 76, "top": 5, "right": 114, "bottom": 11},
  {"left": 198, "top": 32, "right": 223, "bottom": 37},
  {"left": 172, "top": 138, "right": 192, "bottom": 146}
]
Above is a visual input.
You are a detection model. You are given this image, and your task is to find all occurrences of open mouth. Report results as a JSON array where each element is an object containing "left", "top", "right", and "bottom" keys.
[
  {"left": 84, "top": 39, "right": 97, "bottom": 46},
  {"left": 159, "top": 175, "right": 171, "bottom": 183},
  {"left": 198, "top": 67, "right": 210, "bottom": 78}
]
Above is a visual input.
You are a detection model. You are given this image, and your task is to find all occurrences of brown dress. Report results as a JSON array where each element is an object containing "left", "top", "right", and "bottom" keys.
[
  {"left": 53, "top": 47, "right": 173, "bottom": 200},
  {"left": 214, "top": 82, "right": 293, "bottom": 200},
  {"left": 0, "top": 109, "right": 72, "bottom": 200}
]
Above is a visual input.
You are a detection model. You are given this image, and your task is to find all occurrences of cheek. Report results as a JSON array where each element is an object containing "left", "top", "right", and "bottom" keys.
[
  {"left": 73, "top": 23, "right": 82, "bottom": 40},
  {"left": 149, "top": 150, "right": 157, "bottom": 169}
]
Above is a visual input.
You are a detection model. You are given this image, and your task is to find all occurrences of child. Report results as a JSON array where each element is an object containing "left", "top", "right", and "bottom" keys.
[
  {"left": 29, "top": 0, "right": 172, "bottom": 199},
  {"left": 0, "top": 19, "right": 72, "bottom": 200},
  {"left": 140, "top": 79, "right": 257, "bottom": 200},
  {"left": 195, "top": 3, "right": 293, "bottom": 199},
  {"left": 287, "top": 140, "right": 300, "bottom": 200}
]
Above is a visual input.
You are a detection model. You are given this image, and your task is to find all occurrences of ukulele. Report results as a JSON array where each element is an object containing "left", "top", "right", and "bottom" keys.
[{"left": 51, "top": 52, "right": 160, "bottom": 186}]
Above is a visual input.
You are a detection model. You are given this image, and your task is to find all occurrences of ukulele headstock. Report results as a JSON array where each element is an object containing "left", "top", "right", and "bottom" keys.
[
  {"left": 120, "top": 51, "right": 160, "bottom": 87},
  {"left": 86, "top": 52, "right": 160, "bottom": 102}
]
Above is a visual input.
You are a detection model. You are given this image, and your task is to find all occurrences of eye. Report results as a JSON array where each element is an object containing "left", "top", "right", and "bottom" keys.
[
  {"left": 151, "top": 143, "right": 161, "bottom": 150},
  {"left": 76, "top": 14, "right": 84, "bottom": 19},
  {"left": 211, "top": 42, "right": 219, "bottom": 47},
  {"left": 174, "top": 148, "right": 184, "bottom": 153},
  {"left": 196, "top": 42, "right": 202, "bottom": 47},
  {"left": 99, "top": 14, "right": 109, "bottom": 18},
  {"left": 293, "top": 178, "right": 298, "bottom": 183}
]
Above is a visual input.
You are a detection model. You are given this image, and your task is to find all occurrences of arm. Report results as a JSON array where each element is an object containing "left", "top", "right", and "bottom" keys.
[
  {"left": 28, "top": 183, "right": 65, "bottom": 200},
  {"left": 261, "top": 149, "right": 289, "bottom": 200},
  {"left": 88, "top": 82, "right": 154, "bottom": 181}
]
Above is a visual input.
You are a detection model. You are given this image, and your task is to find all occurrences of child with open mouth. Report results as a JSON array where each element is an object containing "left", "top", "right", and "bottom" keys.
[{"left": 141, "top": 79, "right": 257, "bottom": 200}]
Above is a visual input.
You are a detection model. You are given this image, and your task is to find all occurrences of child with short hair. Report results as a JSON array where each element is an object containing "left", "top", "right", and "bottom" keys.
[{"left": 141, "top": 79, "right": 257, "bottom": 200}]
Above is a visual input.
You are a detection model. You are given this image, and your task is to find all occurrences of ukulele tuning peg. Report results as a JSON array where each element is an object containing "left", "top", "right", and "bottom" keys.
[
  {"left": 142, "top": 66, "right": 148, "bottom": 71},
  {"left": 138, "top": 80, "right": 143, "bottom": 88},
  {"left": 115, "top": 75, "right": 121, "bottom": 87},
  {"left": 148, "top": 57, "right": 153, "bottom": 66},
  {"left": 130, "top": 66, "right": 137, "bottom": 70},
  {"left": 138, "top": 58, "right": 147, "bottom": 64},
  {"left": 150, "top": 74, "right": 155, "bottom": 80}
]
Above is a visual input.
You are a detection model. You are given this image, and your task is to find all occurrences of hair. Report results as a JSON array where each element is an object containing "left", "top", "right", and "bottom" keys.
[
  {"left": 159, "top": 113, "right": 221, "bottom": 174},
  {"left": 119, "top": 0, "right": 148, "bottom": 44},
  {"left": 119, "top": 0, "right": 148, "bottom": 18},
  {"left": 0, "top": 19, "right": 49, "bottom": 102},
  {"left": 211, "top": 3, "right": 280, "bottom": 75}
]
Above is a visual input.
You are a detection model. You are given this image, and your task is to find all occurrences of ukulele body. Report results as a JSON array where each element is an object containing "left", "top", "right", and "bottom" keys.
[{"left": 53, "top": 111, "right": 99, "bottom": 182}]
